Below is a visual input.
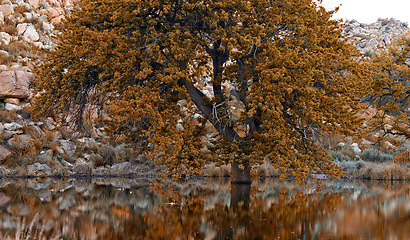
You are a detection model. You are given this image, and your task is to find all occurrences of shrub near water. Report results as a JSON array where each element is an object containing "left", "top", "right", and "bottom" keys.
[{"left": 360, "top": 148, "right": 393, "bottom": 162}]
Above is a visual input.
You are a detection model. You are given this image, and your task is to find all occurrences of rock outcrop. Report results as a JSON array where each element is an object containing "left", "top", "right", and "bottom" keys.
[{"left": 343, "top": 18, "right": 409, "bottom": 56}]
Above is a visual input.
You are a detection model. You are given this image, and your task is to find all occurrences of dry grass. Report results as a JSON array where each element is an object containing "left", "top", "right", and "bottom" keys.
[
  {"left": 0, "top": 108, "right": 20, "bottom": 122},
  {"left": 8, "top": 40, "right": 42, "bottom": 59},
  {"left": 202, "top": 163, "right": 231, "bottom": 177},
  {"left": 1, "top": 25, "right": 17, "bottom": 35},
  {"left": 393, "top": 150, "right": 410, "bottom": 166},
  {"left": 0, "top": 49, "right": 13, "bottom": 65},
  {"left": 14, "top": 5, "right": 29, "bottom": 16},
  {"left": 0, "top": 213, "right": 62, "bottom": 240},
  {"left": 347, "top": 162, "right": 410, "bottom": 180},
  {"left": 73, "top": 162, "right": 92, "bottom": 175},
  {"left": 4, "top": 144, "right": 38, "bottom": 168},
  {"left": 253, "top": 159, "right": 282, "bottom": 178}
]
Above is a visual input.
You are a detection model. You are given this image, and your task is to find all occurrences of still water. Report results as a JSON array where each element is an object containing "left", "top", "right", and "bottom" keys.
[{"left": 0, "top": 177, "right": 408, "bottom": 239}]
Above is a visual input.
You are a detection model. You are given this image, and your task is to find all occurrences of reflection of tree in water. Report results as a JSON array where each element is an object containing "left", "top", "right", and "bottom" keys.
[
  {"left": 101, "top": 183, "right": 344, "bottom": 239},
  {"left": 0, "top": 180, "right": 409, "bottom": 239}
]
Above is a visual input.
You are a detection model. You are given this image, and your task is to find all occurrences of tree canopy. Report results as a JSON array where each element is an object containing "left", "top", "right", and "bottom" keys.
[
  {"left": 31, "top": 0, "right": 369, "bottom": 182},
  {"left": 367, "top": 33, "right": 410, "bottom": 142}
]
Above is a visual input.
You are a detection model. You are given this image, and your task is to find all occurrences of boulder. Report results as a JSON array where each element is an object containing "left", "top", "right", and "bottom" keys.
[
  {"left": 77, "top": 137, "right": 99, "bottom": 149},
  {"left": 16, "top": 23, "right": 27, "bottom": 35},
  {"left": 24, "top": 24, "right": 39, "bottom": 42},
  {"left": 0, "top": 193, "right": 10, "bottom": 207},
  {"left": 343, "top": 18, "right": 409, "bottom": 54},
  {"left": 350, "top": 143, "right": 362, "bottom": 154},
  {"left": 29, "top": 125, "right": 46, "bottom": 139},
  {"left": 64, "top": 0, "right": 74, "bottom": 7},
  {"left": 23, "top": 12, "right": 33, "bottom": 22},
  {"left": 27, "top": 162, "right": 53, "bottom": 176},
  {"left": 0, "top": 145, "right": 11, "bottom": 163},
  {"left": 33, "top": 41, "right": 43, "bottom": 49},
  {"left": 0, "top": 70, "right": 30, "bottom": 98},
  {"left": 42, "top": 21, "right": 54, "bottom": 33},
  {"left": 28, "top": 0, "right": 41, "bottom": 9},
  {"left": 42, "top": 117, "right": 56, "bottom": 130},
  {"left": 5, "top": 103, "right": 21, "bottom": 111},
  {"left": 47, "top": 7, "right": 61, "bottom": 19},
  {"left": 37, "top": 150, "right": 53, "bottom": 162},
  {"left": 92, "top": 167, "right": 110, "bottom": 175},
  {"left": 8, "top": 134, "right": 32, "bottom": 148},
  {"left": 0, "top": 49, "right": 8, "bottom": 55},
  {"left": 51, "top": 15, "right": 65, "bottom": 24},
  {"left": 4, "top": 123, "right": 22, "bottom": 131},
  {"left": 58, "top": 140, "right": 76, "bottom": 153},
  {"left": 0, "top": 31, "right": 9, "bottom": 44},
  {"left": 111, "top": 162, "right": 132, "bottom": 173},
  {"left": 3, "top": 130, "right": 23, "bottom": 139},
  {"left": 0, "top": 5, "right": 13, "bottom": 17},
  {"left": 57, "top": 139, "right": 76, "bottom": 159},
  {"left": 60, "top": 159, "right": 73, "bottom": 168},
  {"left": 4, "top": 98, "right": 19, "bottom": 105},
  {"left": 17, "top": 23, "right": 39, "bottom": 42},
  {"left": 47, "top": 0, "right": 61, "bottom": 7}
]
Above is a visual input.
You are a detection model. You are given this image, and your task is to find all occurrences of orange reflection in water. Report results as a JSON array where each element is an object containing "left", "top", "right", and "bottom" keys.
[{"left": 0, "top": 179, "right": 408, "bottom": 239}]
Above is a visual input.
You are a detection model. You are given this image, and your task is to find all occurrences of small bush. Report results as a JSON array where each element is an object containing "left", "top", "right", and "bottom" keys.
[
  {"left": 90, "top": 153, "right": 104, "bottom": 167},
  {"left": 0, "top": 108, "right": 20, "bottom": 122},
  {"left": 336, "top": 159, "right": 366, "bottom": 170},
  {"left": 328, "top": 150, "right": 352, "bottom": 161},
  {"left": 361, "top": 148, "right": 393, "bottom": 162},
  {"left": 97, "top": 144, "right": 116, "bottom": 165},
  {"left": 114, "top": 144, "right": 132, "bottom": 161}
]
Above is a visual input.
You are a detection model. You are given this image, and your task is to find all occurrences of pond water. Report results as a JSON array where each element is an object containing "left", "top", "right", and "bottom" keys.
[{"left": 0, "top": 177, "right": 408, "bottom": 239}]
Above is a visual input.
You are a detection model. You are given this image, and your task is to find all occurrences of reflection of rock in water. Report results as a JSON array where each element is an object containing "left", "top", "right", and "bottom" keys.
[{"left": 72, "top": 177, "right": 92, "bottom": 192}]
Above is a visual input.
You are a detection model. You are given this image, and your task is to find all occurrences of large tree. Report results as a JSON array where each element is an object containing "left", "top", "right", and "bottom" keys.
[{"left": 31, "top": 0, "right": 368, "bottom": 182}]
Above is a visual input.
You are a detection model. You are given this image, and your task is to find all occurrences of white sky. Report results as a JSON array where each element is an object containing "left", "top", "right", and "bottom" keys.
[{"left": 321, "top": 0, "right": 410, "bottom": 24}]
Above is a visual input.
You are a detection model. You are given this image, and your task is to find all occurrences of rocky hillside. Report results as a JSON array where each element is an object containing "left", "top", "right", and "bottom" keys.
[
  {"left": 343, "top": 18, "right": 409, "bottom": 56},
  {"left": 0, "top": 0, "right": 73, "bottom": 110},
  {"left": 0, "top": 0, "right": 73, "bottom": 68}
]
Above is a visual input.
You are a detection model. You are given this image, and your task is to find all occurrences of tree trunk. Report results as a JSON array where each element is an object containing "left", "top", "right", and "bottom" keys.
[{"left": 231, "top": 161, "right": 251, "bottom": 184}]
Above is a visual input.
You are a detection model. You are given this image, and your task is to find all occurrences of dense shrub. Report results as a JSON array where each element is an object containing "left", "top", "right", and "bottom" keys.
[{"left": 360, "top": 148, "right": 393, "bottom": 162}]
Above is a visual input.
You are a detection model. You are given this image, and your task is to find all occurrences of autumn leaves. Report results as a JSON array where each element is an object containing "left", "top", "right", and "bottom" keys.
[{"left": 29, "top": 0, "right": 410, "bottom": 182}]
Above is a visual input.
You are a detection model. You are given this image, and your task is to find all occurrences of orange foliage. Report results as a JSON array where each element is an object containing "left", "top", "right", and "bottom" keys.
[
  {"left": 367, "top": 33, "right": 410, "bottom": 142},
  {"left": 31, "top": 0, "right": 369, "bottom": 181}
]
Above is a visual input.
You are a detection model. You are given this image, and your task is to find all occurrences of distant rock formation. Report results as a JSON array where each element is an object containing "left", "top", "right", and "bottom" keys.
[{"left": 342, "top": 18, "right": 409, "bottom": 56}]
